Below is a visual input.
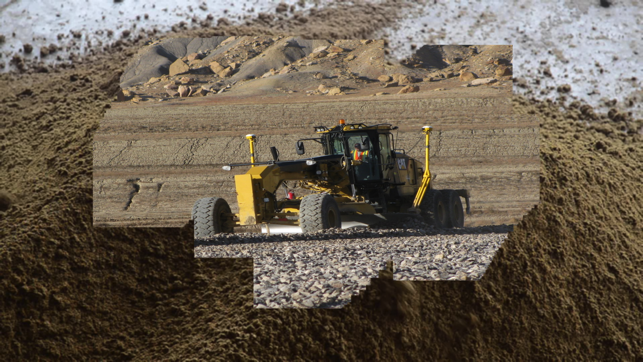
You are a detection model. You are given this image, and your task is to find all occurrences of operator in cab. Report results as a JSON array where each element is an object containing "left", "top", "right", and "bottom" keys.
[
  {"left": 352, "top": 143, "right": 369, "bottom": 162},
  {"left": 351, "top": 143, "right": 374, "bottom": 181}
]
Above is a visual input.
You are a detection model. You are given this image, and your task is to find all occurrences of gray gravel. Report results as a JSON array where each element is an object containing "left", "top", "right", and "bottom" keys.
[{"left": 194, "top": 217, "right": 510, "bottom": 309}]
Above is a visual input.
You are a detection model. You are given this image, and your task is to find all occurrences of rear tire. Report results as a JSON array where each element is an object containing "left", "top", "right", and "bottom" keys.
[
  {"left": 299, "top": 194, "right": 341, "bottom": 233},
  {"left": 446, "top": 190, "right": 464, "bottom": 228},
  {"left": 192, "top": 197, "right": 233, "bottom": 239},
  {"left": 421, "top": 190, "right": 448, "bottom": 229}
]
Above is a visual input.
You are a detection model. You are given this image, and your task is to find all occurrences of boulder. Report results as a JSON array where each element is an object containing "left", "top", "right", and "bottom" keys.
[
  {"left": 328, "top": 45, "right": 344, "bottom": 53},
  {"left": 179, "top": 76, "right": 194, "bottom": 84},
  {"left": 192, "top": 87, "right": 208, "bottom": 96},
  {"left": 459, "top": 71, "right": 477, "bottom": 81},
  {"left": 383, "top": 81, "right": 399, "bottom": 88},
  {"left": 178, "top": 85, "right": 190, "bottom": 97},
  {"left": 310, "top": 51, "right": 328, "bottom": 59},
  {"left": 169, "top": 59, "right": 190, "bottom": 76},
  {"left": 399, "top": 74, "right": 415, "bottom": 85},
  {"left": 187, "top": 53, "right": 203, "bottom": 62},
  {"left": 217, "top": 67, "right": 232, "bottom": 78},
  {"left": 312, "top": 45, "right": 328, "bottom": 53},
  {"left": 209, "top": 61, "right": 224, "bottom": 74},
  {"left": 328, "top": 87, "right": 343, "bottom": 96},
  {"left": 471, "top": 78, "right": 498, "bottom": 86},
  {"left": 166, "top": 89, "right": 179, "bottom": 97},
  {"left": 378, "top": 75, "right": 392, "bottom": 83},
  {"left": 496, "top": 65, "right": 512, "bottom": 77},
  {"left": 398, "top": 85, "right": 419, "bottom": 94},
  {"left": 392, "top": 73, "right": 415, "bottom": 85},
  {"left": 317, "top": 84, "right": 329, "bottom": 93}
]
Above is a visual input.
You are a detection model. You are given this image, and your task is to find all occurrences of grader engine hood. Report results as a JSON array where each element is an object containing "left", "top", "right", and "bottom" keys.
[{"left": 234, "top": 154, "right": 348, "bottom": 226}]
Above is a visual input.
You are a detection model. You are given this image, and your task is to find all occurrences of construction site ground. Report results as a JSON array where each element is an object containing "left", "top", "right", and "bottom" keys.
[{"left": 93, "top": 79, "right": 539, "bottom": 229}]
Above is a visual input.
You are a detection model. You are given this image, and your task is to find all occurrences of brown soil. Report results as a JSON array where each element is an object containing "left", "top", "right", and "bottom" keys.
[{"left": 1, "top": 4, "right": 643, "bottom": 362}]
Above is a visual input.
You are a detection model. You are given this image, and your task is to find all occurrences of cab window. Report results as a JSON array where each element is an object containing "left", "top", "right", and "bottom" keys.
[{"left": 378, "top": 133, "right": 392, "bottom": 167}]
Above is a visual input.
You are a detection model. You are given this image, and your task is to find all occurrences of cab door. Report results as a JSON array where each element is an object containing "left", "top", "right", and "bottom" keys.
[{"left": 378, "top": 133, "right": 399, "bottom": 183}]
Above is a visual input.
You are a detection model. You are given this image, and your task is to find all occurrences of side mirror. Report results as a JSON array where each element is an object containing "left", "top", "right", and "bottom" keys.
[
  {"left": 296, "top": 141, "right": 305, "bottom": 155},
  {"left": 362, "top": 138, "right": 370, "bottom": 150}
]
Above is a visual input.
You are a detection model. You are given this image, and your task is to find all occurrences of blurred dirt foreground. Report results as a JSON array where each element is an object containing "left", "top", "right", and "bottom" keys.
[{"left": 1, "top": 2, "right": 642, "bottom": 361}]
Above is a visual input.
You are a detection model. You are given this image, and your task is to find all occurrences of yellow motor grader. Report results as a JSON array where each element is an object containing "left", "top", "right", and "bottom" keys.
[{"left": 192, "top": 120, "right": 470, "bottom": 238}]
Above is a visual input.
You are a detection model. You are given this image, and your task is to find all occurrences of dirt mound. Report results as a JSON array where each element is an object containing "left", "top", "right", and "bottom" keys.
[
  {"left": 2, "top": 4, "right": 643, "bottom": 362},
  {"left": 231, "top": 37, "right": 327, "bottom": 82},
  {"left": 120, "top": 37, "right": 231, "bottom": 88},
  {"left": 116, "top": 38, "right": 513, "bottom": 103}
]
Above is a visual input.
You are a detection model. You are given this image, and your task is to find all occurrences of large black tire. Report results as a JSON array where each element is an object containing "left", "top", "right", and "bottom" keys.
[
  {"left": 420, "top": 190, "right": 448, "bottom": 229},
  {"left": 299, "top": 194, "right": 342, "bottom": 233},
  {"left": 192, "top": 197, "right": 233, "bottom": 239},
  {"left": 446, "top": 190, "right": 465, "bottom": 228}
]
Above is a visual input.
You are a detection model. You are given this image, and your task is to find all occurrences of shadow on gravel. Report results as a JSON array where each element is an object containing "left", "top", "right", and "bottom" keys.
[{"left": 193, "top": 224, "right": 513, "bottom": 248}]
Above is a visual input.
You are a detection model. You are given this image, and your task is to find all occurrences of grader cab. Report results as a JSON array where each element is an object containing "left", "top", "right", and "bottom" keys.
[{"left": 192, "top": 120, "right": 470, "bottom": 238}]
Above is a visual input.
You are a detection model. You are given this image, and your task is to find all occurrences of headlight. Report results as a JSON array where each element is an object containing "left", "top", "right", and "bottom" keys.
[
  {"left": 306, "top": 160, "right": 317, "bottom": 166},
  {"left": 222, "top": 165, "right": 231, "bottom": 171}
]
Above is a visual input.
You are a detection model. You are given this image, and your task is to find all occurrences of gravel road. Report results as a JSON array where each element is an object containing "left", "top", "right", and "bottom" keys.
[{"left": 195, "top": 218, "right": 510, "bottom": 308}]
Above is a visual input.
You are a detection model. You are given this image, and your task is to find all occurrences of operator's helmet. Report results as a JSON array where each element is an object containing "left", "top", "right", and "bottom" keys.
[{"left": 354, "top": 143, "right": 362, "bottom": 150}]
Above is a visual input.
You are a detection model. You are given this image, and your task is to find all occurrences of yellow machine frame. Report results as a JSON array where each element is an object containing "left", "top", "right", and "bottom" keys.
[{"left": 196, "top": 121, "right": 469, "bottom": 236}]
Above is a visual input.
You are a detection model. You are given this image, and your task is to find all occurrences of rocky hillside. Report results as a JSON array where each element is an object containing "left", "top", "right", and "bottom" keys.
[{"left": 117, "top": 36, "right": 512, "bottom": 101}]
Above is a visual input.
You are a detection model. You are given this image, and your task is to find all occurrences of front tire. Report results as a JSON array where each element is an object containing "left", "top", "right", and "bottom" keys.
[
  {"left": 192, "top": 197, "right": 233, "bottom": 239},
  {"left": 299, "top": 194, "right": 342, "bottom": 233}
]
